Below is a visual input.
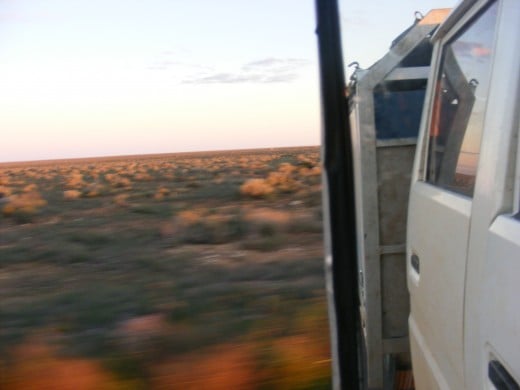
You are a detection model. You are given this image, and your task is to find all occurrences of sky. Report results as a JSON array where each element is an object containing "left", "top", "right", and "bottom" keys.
[{"left": 0, "top": 0, "right": 457, "bottom": 162}]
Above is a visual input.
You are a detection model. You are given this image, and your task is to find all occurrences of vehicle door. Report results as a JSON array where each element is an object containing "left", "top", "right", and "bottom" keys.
[
  {"left": 478, "top": 204, "right": 520, "bottom": 390},
  {"left": 407, "top": 1, "right": 499, "bottom": 388},
  {"left": 458, "top": 0, "right": 520, "bottom": 388}
]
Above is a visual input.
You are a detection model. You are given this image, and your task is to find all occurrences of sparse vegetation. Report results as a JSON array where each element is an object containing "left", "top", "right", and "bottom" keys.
[{"left": 0, "top": 147, "right": 329, "bottom": 388}]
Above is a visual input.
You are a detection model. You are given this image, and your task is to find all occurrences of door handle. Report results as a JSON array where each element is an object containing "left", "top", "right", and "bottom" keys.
[
  {"left": 411, "top": 254, "right": 420, "bottom": 273},
  {"left": 489, "top": 360, "right": 520, "bottom": 390}
]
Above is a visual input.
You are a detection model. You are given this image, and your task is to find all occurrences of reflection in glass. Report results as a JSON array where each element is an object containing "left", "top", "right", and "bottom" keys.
[
  {"left": 426, "top": 1, "right": 498, "bottom": 197},
  {"left": 374, "top": 79, "right": 428, "bottom": 140}
]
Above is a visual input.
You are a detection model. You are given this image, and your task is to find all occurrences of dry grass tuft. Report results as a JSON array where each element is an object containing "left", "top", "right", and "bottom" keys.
[
  {"left": 0, "top": 176, "right": 10, "bottom": 185},
  {"left": 299, "top": 166, "right": 321, "bottom": 177},
  {"left": 22, "top": 183, "right": 38, "bottom": 193},
  {"left": 84, "top": 183, "right": 104, "bottom": 198},
  {"left": 151, "top": 344, "right": 256, "bottom": 390},
  {"left": 0, "top": 185, "right": 12, "bottom": 198},
  {"left": 113, "top": 314, "right": 172, "bottom": 357},
  {"left": 66, "top": 172, "right": 85, "bottom": 190},
  {"left": 153, "top": 186, "right": 170, "bottom": 200},
  {"left": 297, "top": 153, "right": 317, "bottom": 168},
  {"left": 265, "top": 334, "right": 331, "bottom": 388},
  {"left": 157, "top": 187, "right": 169, "bottom": 195},
  {"left": 133, "top": 173, "right": 153, "bottom": 182},
  {"left": 240, "top": 159, "right": 315, "bottom": 198},
  {"left": 278, "top": 162, "right": 297, "bottom": 174},
  {"left": 104, "top": 174, "right": 132, "bottom": 189},
  {"left": 2, "top": 338, "right": 120, "bottom": 390},
  {"left": 240, "top": 179, "right": 275, "bottom": 198},
  {"left": 244, "top": 208, "right": 291, "bottom": 226},
  {"left": 266, "top": 172, "right": 298, "bottom": 193},
  {"left": 2, "top": 191, "right": 47, "bottom": 217},
  {"left": 175, "top": 209, "right": 205, "bottom": 226},
  {"left": 119, "top": 314, "right": 167, "bottom": 335},
  {"left": 113, "top": 193, "right": 129, "bottom": 207},
  {"left": 162, "top": 208, "right": 247, "bottom": 245},
  {"left": 64, "top": 190, "right": 82, "bottom": 200}
]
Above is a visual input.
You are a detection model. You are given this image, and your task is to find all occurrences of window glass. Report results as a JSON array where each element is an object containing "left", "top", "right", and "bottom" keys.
[
  {"left": 426, "top": 1, "right": 498, "bottom": 196},
  {"left": 374, "top": 79, "right": 428, "bottom": 140},
  {"left": 399, "top": 38, "right": 434, "bottom": 68}
]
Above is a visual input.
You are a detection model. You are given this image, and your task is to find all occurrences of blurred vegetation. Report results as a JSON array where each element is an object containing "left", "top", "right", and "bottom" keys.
[{"left": 0, "top": 147, "right": 329, "bottom": 389}]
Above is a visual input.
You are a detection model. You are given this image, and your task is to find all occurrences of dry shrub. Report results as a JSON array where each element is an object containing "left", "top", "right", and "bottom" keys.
[
  {"left": 66, "top": 172, "right": 85, "bottom": 189},
  {"left": 0, "top": 176, "right": 10, "bottom": 185},
  {"left": 114, "top": 314, "right": 171, "bottom": 356},
  {"left": 113, "top": 193, "right": 129, "bottom": 207},
  {"left": 64, "top": 190, "right": 82, "bottom": 200},
  {"left": 118, "top": 314, "right": 168, "bottom": 336},
  {"left": 297, "top": 153, "right": 318, "bottom": 168},
  {"left": 162, "top": 209, "right": 205, "bottom": 242},
  {"left": 84, "top": 183, "right": 104, "bottom": 198},
  {"left": 3, "top": 338, "right": 120, "bottom": 390},
  {"left": 266, "top": 172, "right": 288, "bottom": 186},
  {"left": 38, "top": 173, "right": 53, "bottom": 181},
  {"left": 105, "top": 174, "right": 131, "bottom": 188},
  {"left": 176, "top": 209, "right": 205, "bottom": 226},
  {"left": 22, "top": 183, "right": 38, "bottom": 193},
  {"left": 204, "top": 213, "right": 229, "bottom": 225},
  {"left": 150, "top": 344, "right": 256, "bottom": 390},
  {"left": 133, "top": 173, "right": 152, "bottom": 182},
  {"left": 2, "top": 191, "right": 47, "bottom": 218},
  {"left": 153, "top": 186, "right": 169, "bottom": 200},
  {"left": 165, "top": 209, "right": 247, "bottom": 245},
  {"left": 264, "top": 335, "right": 331, "bottom": 388},
  {"left": 0, "top": 185, "right": 12, "bottom": 198},
  {"left": 24, "top": 171, "right": 39, "bottom": 179},
  {"left": 240, "top": 208, "right": 292, "bottom": 251},
  {"left": 278, "top": 162, "right": 297, "bottom": 174},
  {"left": 163, "top": 173, "right": 174, "bottom": 180},
  {"left": 244, "top": 208, "right": 291, "bottom": 226},
  {"left": 240, "top": 179, "right": 274, "bottom": 198},
  {"left": 266, "top": 172, "right": 299, "bottom": 193},
  {"left": 157, "top": 187, "right": 169, "bottom": 195},
  {"left": 159, "top": 221, "right": 175, "bottom": 238},
  {"left": 299, "top": 166, "right": 322, "bottom": 177},
  {"left": 242, "top": 162, "right": 303, "bottom": 197}
]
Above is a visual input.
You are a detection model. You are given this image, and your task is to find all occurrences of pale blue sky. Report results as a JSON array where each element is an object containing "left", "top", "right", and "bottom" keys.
[{"left": 0, "top": 0, "right": 456, "bottom": 162}]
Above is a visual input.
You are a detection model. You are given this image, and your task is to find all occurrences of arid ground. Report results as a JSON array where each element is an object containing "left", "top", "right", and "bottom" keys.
[{"left": 0, "top": 146, "right": 330, "bottom": 389}]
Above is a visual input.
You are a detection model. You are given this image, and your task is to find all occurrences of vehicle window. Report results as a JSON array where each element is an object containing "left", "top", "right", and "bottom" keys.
[
  {"left": 426, "top": 1, "right": 498, "bottom": 197},
  {"left": 374, "top": 79, "right": 428, "bottom": 140}
]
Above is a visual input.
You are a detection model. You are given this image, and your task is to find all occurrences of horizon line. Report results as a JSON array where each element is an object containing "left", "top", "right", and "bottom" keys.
[{"left": 0, "top": 144, "right": 320, "bottom": 166}]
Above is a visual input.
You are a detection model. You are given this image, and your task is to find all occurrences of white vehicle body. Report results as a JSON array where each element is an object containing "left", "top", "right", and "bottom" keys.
[
  {"left": 407, "top": 0, "right": 520, "bottom": 388},
  {"left": 316, "top": 0, "right": 520, "bottom": 388}
]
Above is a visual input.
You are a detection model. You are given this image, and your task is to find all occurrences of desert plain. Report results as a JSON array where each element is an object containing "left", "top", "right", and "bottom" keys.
[{"left": 0, "top": 146, "right": 330, "bottom": 389}]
